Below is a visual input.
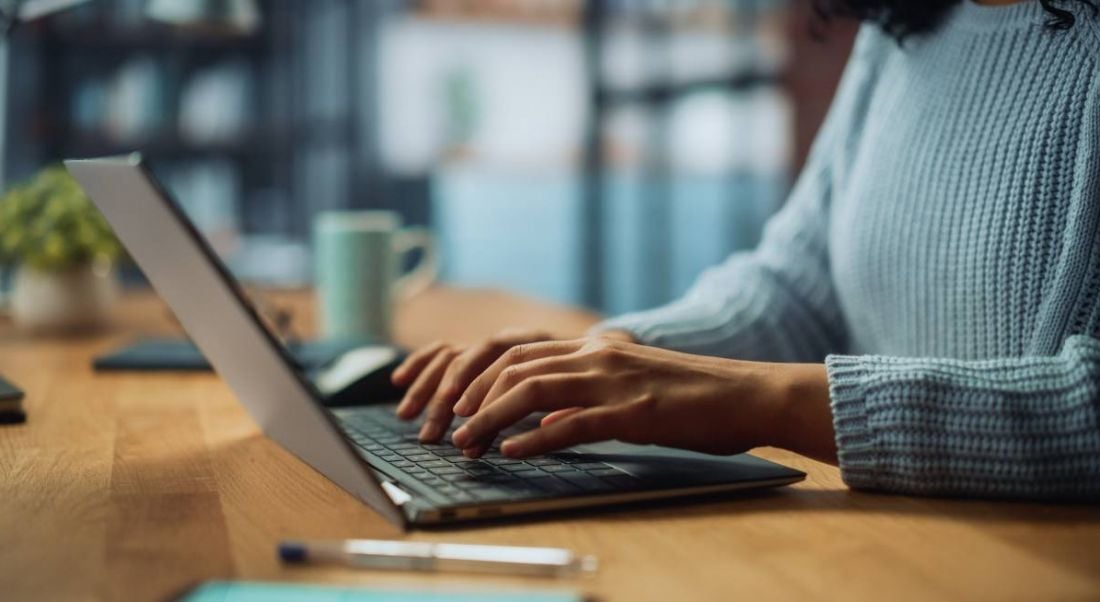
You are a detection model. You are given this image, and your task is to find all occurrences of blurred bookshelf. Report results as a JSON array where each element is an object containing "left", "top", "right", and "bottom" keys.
[
  {"left": 3, "top": 0, "right": 856, "bottom": 309},
  {"left": 7, "top": 0, "right": 378, "bottom": 287}
]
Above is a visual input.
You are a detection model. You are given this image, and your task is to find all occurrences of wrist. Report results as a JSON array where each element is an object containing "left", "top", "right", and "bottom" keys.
[{"left": 768, "top": 363, "right": 838, "bottom": 464}]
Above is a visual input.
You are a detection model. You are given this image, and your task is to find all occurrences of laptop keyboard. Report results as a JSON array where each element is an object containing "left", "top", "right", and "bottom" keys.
[{"left": 336, "top": 407, "right": 642, "bottom": 505}]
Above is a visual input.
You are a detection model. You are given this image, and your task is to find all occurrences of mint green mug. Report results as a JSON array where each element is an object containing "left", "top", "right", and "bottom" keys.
[{"left": 314, "top": 211, "right": 437, "bottom": 342}]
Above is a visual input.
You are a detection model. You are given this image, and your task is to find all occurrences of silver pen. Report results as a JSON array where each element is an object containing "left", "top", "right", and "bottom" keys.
[{"left": 278, "top": 539, "right": 598, "bottom": 578}]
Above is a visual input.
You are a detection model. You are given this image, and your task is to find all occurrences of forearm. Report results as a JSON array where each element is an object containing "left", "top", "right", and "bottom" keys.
[{"left": 594, "top": 258, "right": 845, "bottom": 363}]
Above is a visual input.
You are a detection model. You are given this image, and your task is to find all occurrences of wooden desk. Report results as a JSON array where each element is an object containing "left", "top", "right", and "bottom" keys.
[{"left": 1, "top": 288, "right": 1098, "bottom": 602}]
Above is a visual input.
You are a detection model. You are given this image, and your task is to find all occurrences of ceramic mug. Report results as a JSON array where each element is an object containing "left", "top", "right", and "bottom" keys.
[{"left": 314, "top": 211, "right": 437, "bottom": 341}]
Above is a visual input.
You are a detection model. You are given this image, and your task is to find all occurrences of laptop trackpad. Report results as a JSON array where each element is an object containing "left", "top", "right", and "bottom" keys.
[{"left": 571, "top": 441, "right": 795, "bottom": 484}]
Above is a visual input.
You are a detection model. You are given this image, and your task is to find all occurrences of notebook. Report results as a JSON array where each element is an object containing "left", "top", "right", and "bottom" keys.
[{"left": 176, "top": 581, "right": 586, "bottom": 602}]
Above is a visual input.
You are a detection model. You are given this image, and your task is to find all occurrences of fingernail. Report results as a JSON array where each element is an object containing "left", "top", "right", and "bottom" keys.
[
  {"left": 453, "top": 396, "right": 469, "bottom": 416},
  {"left": 419, "top": 421, "right": 441, "bottom": 442},
  {"left": 501, "top": 438, "right": 522, "bottom": 457},
  {"left": 463, "top": 445, "right": 484, "bottom": 459},
  {"left": 452, "top": 425, "right": 470, "bottom": 448},
  {"left": 395, "top": 399, "right": 410, "bottom": 417}
]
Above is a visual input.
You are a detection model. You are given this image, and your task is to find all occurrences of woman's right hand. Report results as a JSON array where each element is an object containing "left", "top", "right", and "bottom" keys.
[{"left": 391, "top": 329, "right": 556, "bottom": 442}]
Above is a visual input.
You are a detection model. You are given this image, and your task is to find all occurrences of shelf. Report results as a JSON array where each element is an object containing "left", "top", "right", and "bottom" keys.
[
  {"left": 61, "top": 130, "right": 278, "bottom": 160},
  {"left": 29, "top": 20, "right": 267, "bottom": 53},
  {"left": 59, "top": 116, "right": 355, "bottom": 160},
  {"left": 595, "top": 72, "right": 781, "bottom": 107}
]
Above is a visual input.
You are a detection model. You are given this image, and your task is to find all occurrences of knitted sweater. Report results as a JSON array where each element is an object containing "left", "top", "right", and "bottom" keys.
[{"left": 597, "top": 1, "right": 1100, "bottom": 501}]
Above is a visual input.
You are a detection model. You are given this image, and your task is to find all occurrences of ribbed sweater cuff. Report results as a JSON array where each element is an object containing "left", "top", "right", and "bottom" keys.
[{"left": 825, "top": 355, "right": 880, "bottom": 490}]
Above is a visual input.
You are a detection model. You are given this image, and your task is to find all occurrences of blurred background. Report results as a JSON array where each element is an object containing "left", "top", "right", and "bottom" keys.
[{"left": 0, "top": 0, "right": 855, "bottom": 316}]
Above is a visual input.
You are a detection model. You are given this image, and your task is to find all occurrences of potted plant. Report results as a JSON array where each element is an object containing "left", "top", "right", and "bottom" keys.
[{"left": 0, "top": 165, "right": 123, "bottom": 334}]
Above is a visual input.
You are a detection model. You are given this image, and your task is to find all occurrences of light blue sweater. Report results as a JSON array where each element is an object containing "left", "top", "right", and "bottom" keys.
[{"left": 597, "top": 2, "right": 1100, "bottom": 501}]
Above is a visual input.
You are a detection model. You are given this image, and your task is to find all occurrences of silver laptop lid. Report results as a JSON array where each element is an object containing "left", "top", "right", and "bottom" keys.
[{"left": 65, "top": 154, "right": 406, "bottom": 528}]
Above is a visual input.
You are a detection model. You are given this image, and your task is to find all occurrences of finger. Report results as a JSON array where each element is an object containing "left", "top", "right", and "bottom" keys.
[
  {"left": 395, "top": 346, "right": 455, "bottom": 423},
  {"left": 437, "top": 329, "right": 554, "bottom": 402},
  {"left": 474, "top": 353, "right": 584, "bottom": 415},
  {"left": 540, "top": 407, "right": 583, "bottom": 427},
  {"left": 461, "top": 442, "right": 491, "bottom": 459},
  {"left": 434, "top": 341, "right": 505, "bottom": 407},
  {"left": 420, "top": 349, "right": 488, "bottom": 437},
  {"left": 413, "top": 349, "right": 461, "bottom": 441},
  {"left": 454, "top": 340, "right": 584, "bottom": 416},
  {"left": 453, "top": 373, "right": 597, "bottom": 449},
  {"left": 501, "top": 406, "right": 628, "bottom": 458},
  {"left": 391, "top": 341, "right": 447, "bottom": 387},
  {"left": 429, "top": 334, "right": 548, "bottom": 424}
]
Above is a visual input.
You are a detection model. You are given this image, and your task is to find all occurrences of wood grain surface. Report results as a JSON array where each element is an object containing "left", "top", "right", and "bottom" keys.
[{"left": 1, "top": 288, "right": 1098, "bottom": 602}]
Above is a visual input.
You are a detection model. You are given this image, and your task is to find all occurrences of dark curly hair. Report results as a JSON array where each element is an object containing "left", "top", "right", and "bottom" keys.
[{"left": 813, "top": 0, "right": 1099, "bottom": 39}]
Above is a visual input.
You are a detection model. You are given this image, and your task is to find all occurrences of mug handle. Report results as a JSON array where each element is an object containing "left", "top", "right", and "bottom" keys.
[{"left": 393, "top": 226, "right": 438, "bottom": 300}]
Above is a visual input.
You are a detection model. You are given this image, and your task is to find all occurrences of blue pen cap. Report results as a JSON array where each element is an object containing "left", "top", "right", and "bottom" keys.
[{"left": 278, "top": 541, "right": 307, "bottom": 563}]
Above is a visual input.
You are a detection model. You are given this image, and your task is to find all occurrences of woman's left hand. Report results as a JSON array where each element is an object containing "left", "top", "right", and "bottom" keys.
[{"left": 448, "top": 337, "right": 837, "bottom": 463}]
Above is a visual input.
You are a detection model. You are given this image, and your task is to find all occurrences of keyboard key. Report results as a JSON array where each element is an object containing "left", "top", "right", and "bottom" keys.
[
  {"left": 510, "top": 469, "right": 546, "bottom": 479},
  {"left": 586, "top": 468, "right": 622, "bottom": 477},
  {"left": 418, "top": 460, "right": 451, "bottom": 469},
  {"left": 541, "top": 464, "right": 582, "bottom": 474},
  {"left": 433, "top": 447, "right": 464, "bottom": 457},
  {"left": 487, "top": 457, "right": 524, "bottom": 466},
  {"left": 405, "top": 454, "right": 435, "bottom": 463},
  {"left": 428, "top": 466, "right": 464, "bottom": 476},
  {"left": 390, "top": 460, "right": 415, "bottom": 469},
  {"left": 525, "top": 458, "right": 559, "bottom": 466},
  {"left": 501, "top": 464, "right": 538, "bottom": 472},
  {"left": 448, "top": 479, "right": 483, "bottom": 490},
  {"left": 574, "top": 463, "right": 609, "bottom": 471}
]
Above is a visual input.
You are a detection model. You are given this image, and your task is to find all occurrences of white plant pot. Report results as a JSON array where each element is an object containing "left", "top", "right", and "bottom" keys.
[{"left": 11, "top": 262, "right": 119, "bottom": 334}]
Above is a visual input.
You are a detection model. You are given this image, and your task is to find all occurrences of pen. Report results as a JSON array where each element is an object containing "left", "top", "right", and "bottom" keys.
[{"left": 278, "top": 539, "right": 598, "bottom": 578}]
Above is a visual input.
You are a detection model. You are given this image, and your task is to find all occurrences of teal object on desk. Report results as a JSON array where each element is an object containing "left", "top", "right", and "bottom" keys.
[
  {"left": 179, "top": 581, "right": 584, "bottom": 602},
  {"left": 313, "top": 211, "right": 436, "bottom": 343}
]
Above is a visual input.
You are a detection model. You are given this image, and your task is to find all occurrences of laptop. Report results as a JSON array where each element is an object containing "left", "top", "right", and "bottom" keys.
[{"left": 66, "top": 154, "right": 805, "bottom": 528}]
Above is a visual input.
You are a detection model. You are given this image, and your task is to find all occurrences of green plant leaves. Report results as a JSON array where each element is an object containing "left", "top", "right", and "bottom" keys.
[{"left": 0, "top": 165, "right": 122, "bottom": 271}]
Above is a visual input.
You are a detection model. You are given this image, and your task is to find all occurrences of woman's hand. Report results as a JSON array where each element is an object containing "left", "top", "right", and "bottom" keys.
[
  {"left": 447, "top": 337, "right": 837, "bottom": 463},
  {"left": 391, "top": 329, "right": 553, "bottom": 441},
  {"left": 391, "top": 328, "right": 636, "bottom": 442}
]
